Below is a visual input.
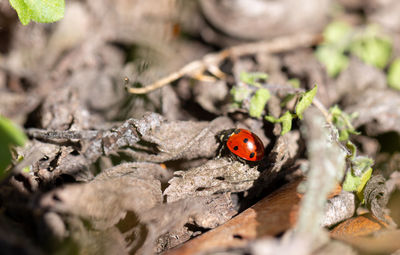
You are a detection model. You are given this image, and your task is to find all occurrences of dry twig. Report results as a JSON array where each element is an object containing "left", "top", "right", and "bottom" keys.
[{"left": 126, "top": 33, "right": 322, "bottom": 94}]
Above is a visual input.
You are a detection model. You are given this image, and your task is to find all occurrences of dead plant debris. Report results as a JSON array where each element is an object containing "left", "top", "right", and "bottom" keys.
[{"left": 1, "top": 1, "right": 400, "bottom": 254}]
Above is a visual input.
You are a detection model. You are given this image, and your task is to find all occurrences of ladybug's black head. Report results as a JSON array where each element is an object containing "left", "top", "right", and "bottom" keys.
[{"left": 217, "top": 128, "right": 235, "bottom": 142}]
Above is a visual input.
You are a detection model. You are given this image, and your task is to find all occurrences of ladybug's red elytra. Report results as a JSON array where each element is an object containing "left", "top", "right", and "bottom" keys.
[{"left": 222, "top": 128, "right": 265, "bottom": 162}]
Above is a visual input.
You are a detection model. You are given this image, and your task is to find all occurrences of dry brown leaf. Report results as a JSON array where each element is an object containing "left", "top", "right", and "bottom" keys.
[
  {"left": 336, "top": 57, "right": 386, "bottom": 106},
  {"left": 330, "top": 213, "right": 388, "bottom": 239},
  {"left": 191, "top": 194, "right": 237, "bottom": 229},
  {"left": 333, "top": 228, "right": 400, "bottom": 254},
  {"left": 164, "top": 177, "right": 346, "bottom": 255},
  {"left": 164, "top": 159, "right": 259, "bottom": 203},
  {"left": 346, "top": 89, "right": 400, "bottom": 135},
  {"left": 126, "top": 115, "right": 234, "bottom": 162},
  {"left": 164, "top": 179, "right": 303, "bottom": 255},
  {"left": 199, "top": 0, "right": 329, "bottom": 40},
  {"left": 40, "top": 165, "right": 163, "bottom": 230},
  {"left": 139, "top": 198, "right": 206, "bottom": 254},
  {"left": 155, "top": 193, "right": 238, "bottom": 252}
]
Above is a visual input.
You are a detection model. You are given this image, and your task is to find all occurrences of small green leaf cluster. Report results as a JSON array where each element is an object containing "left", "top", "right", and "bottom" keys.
[
  {"left": 350, "top": 25, "right": 392, "bottom": 69},
  {"left": 326, "top": 105, "right": 374, "bottom": 204},
  {"left": 232, "top": 72, "right": 317, "bottom": 135},
  {"left": 315, "top": 21, "right": 352, "bottom": 77},
  {"left": 342, "top": 142, "right": 374, "bottom": 203},
  {"left": 265, "top": 85, "right": 318, "bottom": 135},
  {"left": 329, "top": 105, "right": 360, "bottom": 141},
  {"left": 315, "top": 22, "right": 392, "bottom": 77},
  {"left": 239, "top": 72, "right": 268, "bottom": 88},
  {"left": 0, "top": 116, "right": 27, "bottom": 179},
  {"left": 329, "top": 105, "right": 373, "bottom": 201},
  {"left": 231, "top": 71, "right": 270, "bottom": 118},
  {"left": 9, "top": 0, "right": 65, "bottom": 25},
  {"left": 295, "top": 85, "right": 318, "bottom": 120},
  {"left": 249, "top": 88, "right": 271, "bottom": 118}
]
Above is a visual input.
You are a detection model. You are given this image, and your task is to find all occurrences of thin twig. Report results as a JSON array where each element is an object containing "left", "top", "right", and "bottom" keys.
[
  {"left": 312, "top": 98, "right": 331, "bottom": 123},
  {"left": 126, "top": 33, "right": 322, "bottom": 94},
  {"left": 26, "top": 128, "right": 99, "bottom": 140}
]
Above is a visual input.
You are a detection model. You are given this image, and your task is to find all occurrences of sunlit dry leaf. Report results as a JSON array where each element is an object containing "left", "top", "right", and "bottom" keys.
[
  {"left": 126, "top": 114, "right": 234, "bottom": 162},
  {"left": 164, "top": 159, "right": 259, "bottom": 202}
]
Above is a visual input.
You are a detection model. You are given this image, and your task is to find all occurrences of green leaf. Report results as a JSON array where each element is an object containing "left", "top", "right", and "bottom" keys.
[
  {"left": 0, "top": 116, "right": 26, "bottom": 146},
  {"left": 9, "top": 0, "right": 65, "bottom": 26},
  {"left": 339, "top": 130, "right": 349, "bottom": 141},
  {"left": 230, "top": 86, "right": 251, "bottom": 104},
  {"left": 240, "top": 71, "right": 268, "bottom": 87},
  {"left": 295, "top": 85, "right": 318, "bottom": 120},
  {"left": 343, "top": 156, "right": 374, "bottom": 202},
  {"left": 280, "top": 111, "right": 293, "bottom": 135},
  {"left": 0, "top": 116, "right": 27, "bottom": 177},
  {"left": 329, "top": 105, "right": 359, "bottom": 141},
  {"left": 288, "top": 78, "right": 300, "bottom": 88},
  {"left": 323, "top": 21, "right": 352, "bottom": 47},
  {"left": 353, "top": 156, "right": 374, "bottom": 175},
  {"left": 265, "top": 111, "right": 293, "bottom": 135},
  {"left": 342, "top": 170, "right": 360, "bottom": 192},
  {"left": 343, "top": 166, "right": 372, "bottom": 202},
  {"left": 315, "top": 21, "right": 352, "bottom": 77},
  {"left": 388, "top": 58, "right": 400, "bottom": 90},
  {"left": 350, "top": 34, "right": 392, "bottom": 69},
  {"left": 249, "top": 88, "right": 270, "bottom": 118},
  {"left": 315, "top": 46, "right": 349, "bottom": 77},
  {"left": 356, "top": 167, "right": 372, "bottom": 202},
  {"left": 346, "top": 141, "right": 357, "bottom": 160},
  {"left": 329, "top": 104, "right": 342, "bottom": 116},
  {"left": 265, "top": 115, "right": 280, "bottom": 123},
  {"left": 9, "top": 0, "right": 30, "bottom": 25}
]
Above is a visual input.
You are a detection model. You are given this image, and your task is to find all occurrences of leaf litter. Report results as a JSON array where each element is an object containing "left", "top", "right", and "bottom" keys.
[{"left": 1, "top": 1, "right": 400, "bottom": 254}]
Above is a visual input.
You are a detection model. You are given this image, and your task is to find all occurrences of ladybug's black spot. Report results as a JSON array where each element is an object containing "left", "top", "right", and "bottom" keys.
[
  {"left": 233, "top": 146, "right": 239, "bottom": 151},
  {"left": 234, "top": 129, "right": 241, "bottom": 134},
  {"left": 249, "top": 152, "right": 255, "bottom": 158},
  {"left": 243, "top": 138, "right": 248, "bottom": 143}
]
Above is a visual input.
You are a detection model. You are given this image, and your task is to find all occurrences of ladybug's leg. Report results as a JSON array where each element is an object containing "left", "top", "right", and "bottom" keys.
[
  {"left": 216, "top": 138, "right": 225, "bottom": 158},
  {"left": 232, "top": 154, "right": 247, "bottom": 164},
  {"left": 216, "top": 133, "right": 229, "bottom": 158}
]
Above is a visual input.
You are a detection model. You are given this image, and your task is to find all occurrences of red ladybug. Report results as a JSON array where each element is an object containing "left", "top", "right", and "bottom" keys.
[{"left": 220, "top": 129, "right": 265, "bottom": 162}]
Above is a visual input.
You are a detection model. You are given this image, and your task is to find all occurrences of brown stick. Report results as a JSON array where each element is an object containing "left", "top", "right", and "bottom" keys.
[{"left": 126, "top": 33, "right": 322, "bottom": 94}]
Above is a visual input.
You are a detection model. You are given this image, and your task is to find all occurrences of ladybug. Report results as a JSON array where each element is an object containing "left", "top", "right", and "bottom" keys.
[{"left": 219, "top": 129, "right": 265, "bottom": 162}]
